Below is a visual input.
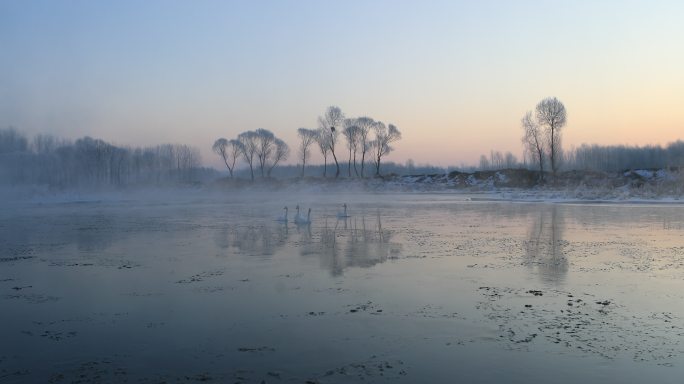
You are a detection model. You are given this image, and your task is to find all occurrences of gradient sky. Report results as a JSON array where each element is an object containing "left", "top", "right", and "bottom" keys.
[{"left": 2, "top": 0, "right": 683, "bottom": 168}]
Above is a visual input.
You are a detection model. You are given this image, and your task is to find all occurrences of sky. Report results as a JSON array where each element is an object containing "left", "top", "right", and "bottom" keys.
[{"left": 1, "top": 0, "right": 683, "bottom": 168}]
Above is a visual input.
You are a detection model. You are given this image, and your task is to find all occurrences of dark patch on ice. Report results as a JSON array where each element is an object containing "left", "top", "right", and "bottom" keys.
[
  {"left": 347, "top": 301, "right": 382, "bottom": 314},
  {"left": 477, "top": 286, "right": 684, "bottom": 362},
  {"left": 192, "top": 286, "right": 230, "bottom": 294},
  {"left": 11, "top": 285, "right": 32, "bottom": 291},
  {"left": 40, "top": 330, "right": 78, "bottom": 341},
  {"left": 319, "top": 356, "right": 407, "bottom": 381},
  {"left": 409, "top": 304, "right": 463, "bottom": 320},
  {"left": 176, "top": 269, "right": 225, "bottom": 284},
  {"left": 237, "top": 346, "right": 275, "bottom": 353},
  {"left": 3, "top": 293, "right": 60, "bottom": 304},
  {"left": 0, "top": 255, "right": 34, "bottom": 263},
  {"left": 121, "top": 291, "right": 162, "bottom": 298},
  {"left": 46, "top": 360, "right": 127, "bottom": 383}
]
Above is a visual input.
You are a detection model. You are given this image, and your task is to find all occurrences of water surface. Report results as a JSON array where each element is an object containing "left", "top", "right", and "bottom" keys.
[{"left": 1, "top": 192, "right": 683, "bottom": 383}]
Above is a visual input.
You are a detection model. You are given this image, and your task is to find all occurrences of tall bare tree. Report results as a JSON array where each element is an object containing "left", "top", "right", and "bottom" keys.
[
  {"left": 536, "top": 97, "right": 566, "bottom": 178},
  {"left": 254, "top": 128, "right": 276, "bottom": 178},
  {"left": 267, "top": 138, "right": 290, "bottom": 177},
  {"left": 297, "top": 128, "right": 317, "bottom": 178},
  {"left": 342, "top": 118, "right": 361, "bottom": 177},
  {"left": 317, "top": 106, "right": 344, "bottom": 178},
  {"left": 212, "top": 138, "right": 242, "bottom": 178},
  {"left": 355, "top": 117, "right": 375, "bottom": 177},
  {"left": 371, "top": 122, "right": 402, "bottom": 176},
  {"left": 315, "top": 128, "right": 331, "bottom": 177},
  {"left": 521, "top": 111, "right": 545, "bottom": 182},
  {"left": 238, "top": 130, "right": 258, "bottom": 181}
]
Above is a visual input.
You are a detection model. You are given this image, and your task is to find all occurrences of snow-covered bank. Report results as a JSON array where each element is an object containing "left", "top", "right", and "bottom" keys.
[
  {"left": 382, "top": 168, "right": 684, "bottom": 202},
  {"left": 3, "top": 168, "right": 684, "bottom": 206}
]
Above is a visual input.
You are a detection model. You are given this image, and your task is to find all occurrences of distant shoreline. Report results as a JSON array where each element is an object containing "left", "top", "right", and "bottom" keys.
[{"left": 2, "top": 167, "right": 683, "bottom": 207}]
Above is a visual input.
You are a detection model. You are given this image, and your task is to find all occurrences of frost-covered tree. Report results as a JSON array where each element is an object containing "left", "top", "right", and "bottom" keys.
[
  {"left": 254, "top": 128, "right": 276, "bottom": 178},
  {"left": 504, "top": 152, "right": 518, "bottom": 169},
  {"left": 31, "top": 134, "right": 59, "bottom": 155},
  {"left": 315, "top": 127, "right": 331, "bottom": 178},
  {"left": 267, "top": 139, "right": 290, "bottom": 177},
  {"left": 212, "top": 138, "right": 242, "bottom": 178},
  {"left": 0, "top": 127, "right": 28, "bottom": 153},
  {"left": 521, "top": 111, "right": 545, "bottom": 182},
  {"left": 342, "top": 118, "right": 361, "bottom": 177},
  {"left": 237, "top": 130, "right": 259, "bottom": 181},
  {"left": 536, "top": 97, "right": 566, "bottom": 178},
  {"left": 173, "top": 144, "right": 201, "bottom": 182},
  {"left": 479, "top": 155, "right": 490, "bottom": 170},
  {"left": 370, "top": 123, "right": 402, "bottom": 176},
  {"left": 0, "top": 128, "right": 212, "bottom": 187},
  {"left": 297, "top": 128, "right": 317, "bottom": 177},
  {"left": 354, "top": 117, "right": 375, "bottom": 177},
  {"left": 317, "top": 106, "right": 345, "bottom": 178}
]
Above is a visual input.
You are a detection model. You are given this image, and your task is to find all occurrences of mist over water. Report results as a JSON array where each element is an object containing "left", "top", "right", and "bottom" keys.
[{"left": 2, "top": 191, "right": 684, "bottom": 383}]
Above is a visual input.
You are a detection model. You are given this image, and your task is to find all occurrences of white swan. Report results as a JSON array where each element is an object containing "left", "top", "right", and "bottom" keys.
[
  {"left": 337, "top": 203, "right": 350, "bottom": 219},
  {"left": 295, "top": 208, "right": 311, "bottom": 225},
  {"left": 276, "top": 206, "right": 288, "bottom": 222},
  {"left": 293, "top": 205, "right": 302, "bottom": 223}
]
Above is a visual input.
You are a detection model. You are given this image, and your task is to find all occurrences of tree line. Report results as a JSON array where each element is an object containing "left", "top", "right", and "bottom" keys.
[
  {"left": 7, "top": 98, "right": 684, "bottom": 189},
  {"left": 0, "top": 128, "right": 214, "bottom": 187},
  {"left": 478, "top": 96, "right": 684, "bottom": 176},
  {"left": 213, "top": 105, "right": 402, "bottom": 180}
]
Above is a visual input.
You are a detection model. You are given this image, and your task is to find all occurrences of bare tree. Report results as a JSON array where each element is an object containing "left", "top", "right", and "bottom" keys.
[
  {"left": 212, "top": 138, "right": 230, "bottom": 178},
  {"left": 342, "top": 118, "right": 361, "bottom": 177},
  {"left": 479, "top": 154, "right": 490, "bottom": 170},
  {"left": 31, "top": 133, "right": 59, "bottom": 154},
  {"left": 254, "top": 128, "right": 276, "bottom": 178},
  {"left": 536, "top": 97, "right": 566, "bottom": 178},
  {"left": 317, "top": 106, "right": 344, "bottom": 178},
  {"left": 522, "top": 111, "right": 545, "bottom": 182},
  {"left": 173, "top": 144, "right": 201, "bottom": 182},
  {"left": 212, "top": 138, "right": 242, "bottom": 178},
  {"left": 315, "top": 128, "right": 331, "bottom": 177},
  {"left": 0, "top": 127, "right": 28, "bottom": 153},
  {"left": 267, "top": 139, "right": 290, "bottom": 177},
  {"left": 371, "top": 122, "right": 402, "bottom": 176},
  {"left": 490, "top": 150, "right": 504, "bottom": 169},
  {"left": 355, "top": 117, "right": 375, "bottom": 177},
  {"left": 238, "top": 130, "right": 258, "bottom": 181},
  {"left": 0, "top": 127, "right": 219, "bottom": 187},
  {"left": 504, "top": 152, "right": 518, "bottom": 169},
  {"left": 297, "top": 128, "right": 317, "bottom": 178}
]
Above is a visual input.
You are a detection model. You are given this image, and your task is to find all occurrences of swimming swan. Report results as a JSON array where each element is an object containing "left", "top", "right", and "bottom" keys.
[
  {"left": 337, "top": 203, "right": 350, "bottom": 219},
  {"left": 276, "top": 206, "right": 288, "bottom": 222},
  {"left": 293, "top": 205, "right": 302, "bottom": 223},
  {"left": 295, "top": 207, "right": 311, "bottom": 225}
]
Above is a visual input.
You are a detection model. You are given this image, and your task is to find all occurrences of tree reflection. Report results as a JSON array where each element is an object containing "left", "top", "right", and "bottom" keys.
[
  {"left": 213, "top": 211, "right": 401, "bottom": 275},
  {"left": 301, "top": 211, "right": 402, "bottom": 276},
  {"left": 214, "top": 223, "right": 289, "bottom": 257},
  {"left": 524, "top": 205, "right": 568, "bottom": 284}
]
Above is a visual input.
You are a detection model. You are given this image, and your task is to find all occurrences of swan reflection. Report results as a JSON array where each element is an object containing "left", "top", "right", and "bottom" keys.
[
  {"left": 304, "top": 210, "right": 402, "bottom": 276},
  {"left": 214, "top": 223, "right": 289, "bottom": 257},
  {"left": 213, "top": 209, "right": 401, "bottom": 274}
]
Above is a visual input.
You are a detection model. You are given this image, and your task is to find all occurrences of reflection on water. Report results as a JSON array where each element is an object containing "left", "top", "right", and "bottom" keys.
[
  {"left": 301, "top": 211, "right": 402, "bottom": 276},
  {"left": 3, "top": 196, "right": 684, "bottom": 383},
  {"left": 524, "top": 205, "right": 568, "bottom": 284},
  {"left": 214, "top": 224, "right": 289, "bottom": 257},
  {"left": 212, "top": 210, "right": 402, "bottom": 275}
]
